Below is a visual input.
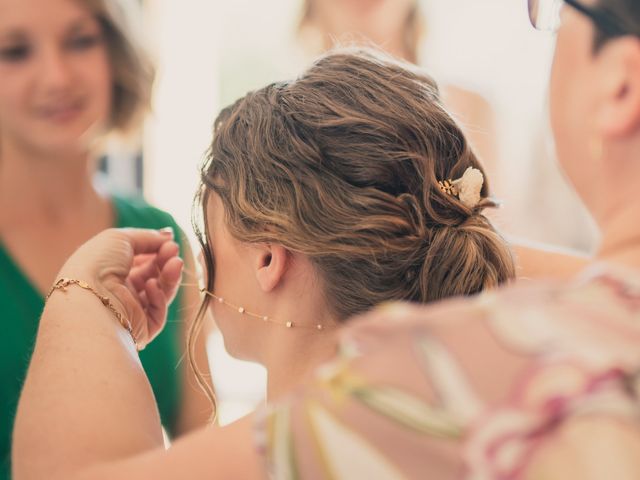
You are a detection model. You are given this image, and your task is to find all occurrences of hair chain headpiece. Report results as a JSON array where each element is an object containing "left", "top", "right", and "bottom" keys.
[{"left": 200, "top": 288, "right": 325, "bottom": 331}]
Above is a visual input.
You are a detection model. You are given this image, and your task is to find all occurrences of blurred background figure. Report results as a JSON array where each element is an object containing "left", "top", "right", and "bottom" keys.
[
  {"left": 297, "top": 0, "right": 424, "bottom": 62},
  {"left": 210, "top": 0, "right": 595, "bottom": 252},
  {"left": 297, "top": 0, "right": 499, "bottom": 182},
  {"left": 0, "top": 0, "right": 212, "bottom": 477}
]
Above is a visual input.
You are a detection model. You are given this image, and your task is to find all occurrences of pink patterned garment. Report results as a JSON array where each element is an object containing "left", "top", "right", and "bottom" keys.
[{"left": 257, "top": 266, "right": 640, "bottom": 479}]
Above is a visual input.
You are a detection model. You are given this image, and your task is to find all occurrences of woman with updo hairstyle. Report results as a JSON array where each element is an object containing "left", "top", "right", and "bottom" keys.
[
  {"left": 13, "top": 3, "right": 640, "bottom": 478},
  {"left": 190, "top": 48, "right": 515, "bottom": 400},
  {"left": 14, "top": 47, "right": 514, "bottom": 480}
]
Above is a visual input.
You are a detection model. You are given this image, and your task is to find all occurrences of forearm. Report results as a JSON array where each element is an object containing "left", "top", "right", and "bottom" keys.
[
  {"left": 524, "top": 417, "right": 640, "bottom": 480},
  {"left": 13, "top": 286, "right": 164, "bottom": 480},
  {"left": 71, "top": 416, "right": 263, "bottom": 480},
  {"left": 513, "top": 240, "right": 590, "bottom": 280}
]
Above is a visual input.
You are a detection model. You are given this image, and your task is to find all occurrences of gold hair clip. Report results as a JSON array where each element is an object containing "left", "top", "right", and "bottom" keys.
[
  {"left": 438, "top": 167, "right": 484, "bottom": 208},
  {"left": 438, "top": 179, "right": 457, "bottom": 196}
]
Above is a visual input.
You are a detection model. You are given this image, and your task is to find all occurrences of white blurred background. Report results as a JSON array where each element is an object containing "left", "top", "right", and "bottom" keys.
[{"left": 128, "top": 0, "right": 598, "bottom": 424}]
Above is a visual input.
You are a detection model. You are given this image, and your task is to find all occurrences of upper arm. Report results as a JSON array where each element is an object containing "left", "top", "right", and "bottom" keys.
[
  {"left": 74, "top": 416, "right": 266, "bottom": 480},
  {"left": 513, "top": 242, "right": 589, "bottom": 280}
]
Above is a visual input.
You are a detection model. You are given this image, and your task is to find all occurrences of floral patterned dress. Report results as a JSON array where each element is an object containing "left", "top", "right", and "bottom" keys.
[{"left": 257, "top": 265, "right": 640, "bottom": 479}]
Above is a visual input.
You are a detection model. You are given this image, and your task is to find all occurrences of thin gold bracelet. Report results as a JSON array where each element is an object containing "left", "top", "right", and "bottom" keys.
[{"left": 46, "top": 278, "right": 139, "bottom": 351}]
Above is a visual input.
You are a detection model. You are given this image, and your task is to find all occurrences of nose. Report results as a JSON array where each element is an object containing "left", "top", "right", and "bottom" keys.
[{"left": 38, "top": 45, "right": 73, "bottom": 92}]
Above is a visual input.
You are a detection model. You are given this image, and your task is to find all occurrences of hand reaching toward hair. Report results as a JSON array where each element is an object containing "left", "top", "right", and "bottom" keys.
[{"left": 56, "top": 228, "right": 184, "bottom": 349}]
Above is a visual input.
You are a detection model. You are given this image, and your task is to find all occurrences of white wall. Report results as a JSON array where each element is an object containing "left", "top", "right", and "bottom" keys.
[{"left": 143, "top": 0, "right": 220, "bottom": 241}]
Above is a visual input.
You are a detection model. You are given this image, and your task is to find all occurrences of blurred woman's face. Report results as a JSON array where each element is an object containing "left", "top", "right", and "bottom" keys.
[
  {"left": 312, "top": 0, "right": 416, "bottom": 43},
  {"left": 549, "top": 1, "right": 603, "bottom": 207},
  {"left": 0, "top": 0, "right": 112, "bottom": 156}
]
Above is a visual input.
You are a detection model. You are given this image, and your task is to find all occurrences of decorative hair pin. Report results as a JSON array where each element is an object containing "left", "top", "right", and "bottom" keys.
[{"left": 438, "top": 167, "right": 484, "bottom": 208}]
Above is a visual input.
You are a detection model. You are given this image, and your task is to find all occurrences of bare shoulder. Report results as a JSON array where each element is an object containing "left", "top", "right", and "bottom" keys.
[
  {"left": 441, "top": 84, "right": 493, "bottom": 123},
  {"left": 513, "top": 241, "right": 590, "bottom": 280}
]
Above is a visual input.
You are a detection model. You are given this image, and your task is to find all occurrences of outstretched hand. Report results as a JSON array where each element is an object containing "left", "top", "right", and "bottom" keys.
[{"left": 57, "top": 228, "right": 184, "bottom": 349}]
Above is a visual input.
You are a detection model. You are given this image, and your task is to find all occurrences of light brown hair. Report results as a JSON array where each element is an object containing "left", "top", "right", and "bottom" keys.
[
  {"left": 83, "top": 0, "right": 154, "bottom": 134},
  {"left": 190, "top": 49, "right": 515, "bottom": 413}
]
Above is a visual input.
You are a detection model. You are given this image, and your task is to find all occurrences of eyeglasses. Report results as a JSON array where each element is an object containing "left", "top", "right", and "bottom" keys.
[{"left": 528, "top": 0, "right": 628, "bottom": 37}]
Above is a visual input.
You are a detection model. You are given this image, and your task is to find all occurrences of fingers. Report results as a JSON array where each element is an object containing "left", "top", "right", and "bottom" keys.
[
  {"left": 108, "top": 229, "right": 183, "bottom": 345},
  {"left": 129, "top": 257, "right": 159, "bottom": 292},
  {"left": 156, "top": 241, "right": 180, "bottom": 270},
  {"left": 145, "top": 278, "right": 168, "bottom": 333},
  {"left": 133, "top": 253, "right": 155, "bottom": 267},
  {"left": 141, "top": 257, "right": 183, "bottom": 333},
  {"left": 158, "top": 257, "right": 184, "bottom": 303},
  {"left": 118, "top": 227, "right": 176, "bottom": 256},
  {"left": 138, "top": 289, "right": 150, "bottom": 312},
  {"left": 128, "top": 241, "right": 180, "bottom": 292}
]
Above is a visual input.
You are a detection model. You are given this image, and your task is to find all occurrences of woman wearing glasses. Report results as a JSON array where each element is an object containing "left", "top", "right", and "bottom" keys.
[
  {"left": 12, "top": 0, "right": 640, "bottom": 479},
  {"left": 517, "top": 0, "right": 640, "bottom": 281}
]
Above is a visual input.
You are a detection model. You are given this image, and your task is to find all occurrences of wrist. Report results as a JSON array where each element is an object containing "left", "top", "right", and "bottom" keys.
[{"left": 46, "top": 277, "right": 140, "bottom": 351}]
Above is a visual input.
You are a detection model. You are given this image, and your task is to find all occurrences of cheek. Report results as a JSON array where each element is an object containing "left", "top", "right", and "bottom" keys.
[
  {"left": 0, "top": 73, "right": 27, "bottom": 125},
  {"left": 84, "top": 49, "right": 113, "bottom": 118},
  {"left": 549, "top": 37, "right": 587, "bottom": 167},
  {"left": 550, "top": 39, "right": 572, "bottom": 131},
  {"left": 99, "top": 74, "right": 113, "bottom": 117},
  {"left": 549, "top": 75, "right": 595, "bottom": 197}
]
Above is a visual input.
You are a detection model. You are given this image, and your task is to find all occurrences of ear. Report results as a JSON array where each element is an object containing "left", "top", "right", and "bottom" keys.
[
  {"left": 254, "top": 244, "right": 289, "bottom": 293},
  {"left": 596, "top": 37, "right": 640, "bottom": 138}
]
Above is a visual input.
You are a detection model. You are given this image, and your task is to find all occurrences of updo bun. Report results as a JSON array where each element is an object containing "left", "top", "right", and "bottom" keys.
[{"left": 197, "top": 48, "right": 515, "bottom": 321}]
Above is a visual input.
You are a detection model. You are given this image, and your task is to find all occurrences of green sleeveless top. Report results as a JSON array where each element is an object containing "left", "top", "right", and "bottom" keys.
[{"left": 0, "top": 196, "right": 185, "bottom": 480}]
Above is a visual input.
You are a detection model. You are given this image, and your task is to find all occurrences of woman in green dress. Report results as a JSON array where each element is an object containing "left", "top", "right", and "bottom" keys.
[{"left": 0, "top": 0, "right": 212, "bottom": 478}]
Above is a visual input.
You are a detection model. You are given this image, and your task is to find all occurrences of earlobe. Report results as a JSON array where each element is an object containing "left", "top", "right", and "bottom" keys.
[
  {"left": 597, "top": 38, "right": 640, "bottom": 138},
  {"left": 255, "top": 244, "right": 289, "bottom": 292}
]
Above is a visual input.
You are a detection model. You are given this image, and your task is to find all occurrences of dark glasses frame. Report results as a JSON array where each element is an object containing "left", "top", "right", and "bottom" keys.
[
  {"left": 528, "top": 0, "right": 629, "bottom": 37},
  {"left": 563, "top": 0, "right": 627, "bottom": 37}
]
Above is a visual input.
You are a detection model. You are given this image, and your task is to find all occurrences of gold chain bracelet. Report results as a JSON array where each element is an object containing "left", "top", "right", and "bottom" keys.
[{"left": 46, "top": 278, "right": 139, "bottom": 350}]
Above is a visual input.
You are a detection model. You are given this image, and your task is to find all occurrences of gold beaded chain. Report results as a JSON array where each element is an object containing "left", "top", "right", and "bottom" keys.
[
  {"left": 46, "top": 278, "right": 139, "bottom": 350},
  {"left": 200, "top": 288, "right": 325, "bottom": 331}
]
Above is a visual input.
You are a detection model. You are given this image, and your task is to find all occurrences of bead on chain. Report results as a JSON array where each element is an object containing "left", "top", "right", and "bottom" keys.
[{"left": 200, "top": 288, "right": 324, "bottom": 331}]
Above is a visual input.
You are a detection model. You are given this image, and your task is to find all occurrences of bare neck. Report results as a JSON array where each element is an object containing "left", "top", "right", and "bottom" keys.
[
  {"left": 262, "top": 313, "right": 339, "bottom": 401},
  {"left": 595, "top": 202, "right": 640, "bottom": 270},
  {"left": 264, "top": 330, "right": 338, "bottom": 401},
  {"left": 0, "top": 139, "right": 104, "bottom": 228},
  {"left": 589, "top": 142, "right": 640, "bottom": 270}
]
